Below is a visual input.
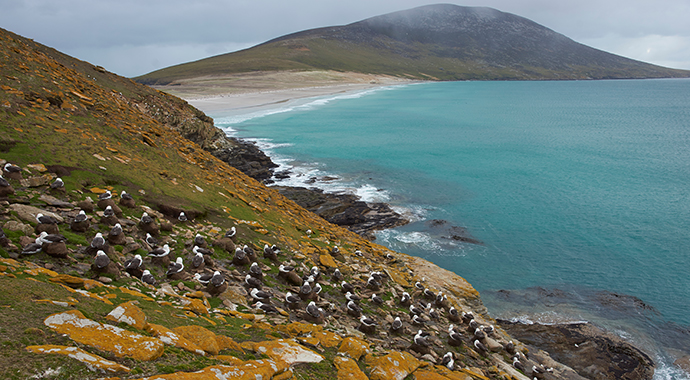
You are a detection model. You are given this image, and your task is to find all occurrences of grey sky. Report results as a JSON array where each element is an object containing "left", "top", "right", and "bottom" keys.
[{"left": 2, "top": 0, "right": 689, "bottom": 77}]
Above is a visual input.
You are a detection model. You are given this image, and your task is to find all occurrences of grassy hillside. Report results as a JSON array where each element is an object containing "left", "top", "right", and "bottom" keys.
[
  {"left": 0, "top": 26, "right": 548, "bottom": 380},
  {"left": 136, "top": 4, "right": 690, "bottom": 86}
]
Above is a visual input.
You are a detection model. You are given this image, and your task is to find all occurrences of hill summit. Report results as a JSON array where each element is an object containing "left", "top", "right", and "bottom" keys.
[{"left": 137, "top": 4, "right": 690, "bottom": 85}]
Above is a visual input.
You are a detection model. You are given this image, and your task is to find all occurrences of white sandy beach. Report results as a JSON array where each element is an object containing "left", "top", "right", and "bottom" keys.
[
  {"left": 152, "top": 70, "right": 417, "bottom": 114},
  {"left": 186, "top": 82, "right": 391, "bottom": 113}
]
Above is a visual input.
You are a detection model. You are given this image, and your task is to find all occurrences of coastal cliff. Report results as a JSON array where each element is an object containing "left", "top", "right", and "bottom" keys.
[{"left": 0, "top": 27, "right": 658, "bottom": 380}]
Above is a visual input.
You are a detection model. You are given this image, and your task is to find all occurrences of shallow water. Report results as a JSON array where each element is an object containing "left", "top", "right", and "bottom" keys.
[{"left": 212, "top": 79, "right": 690, "bottom": 379}]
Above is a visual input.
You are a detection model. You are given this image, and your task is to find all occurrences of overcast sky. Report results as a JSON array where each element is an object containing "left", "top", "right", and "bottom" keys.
[{"left": 2, "top": 0, "right": 689, "bottom": 77}]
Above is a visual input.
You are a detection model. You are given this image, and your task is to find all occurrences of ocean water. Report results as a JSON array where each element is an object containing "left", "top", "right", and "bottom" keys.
[{"left": 211, "top": 79, "right": 690, "bottom": 379}]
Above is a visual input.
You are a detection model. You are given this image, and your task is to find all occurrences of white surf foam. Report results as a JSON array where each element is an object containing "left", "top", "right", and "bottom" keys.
[
  {"left": 653, "top": 358, "right": 690, "bottom": 380},
  {"left": 213, "top": 85, "right": 402, "bottom": 126}
]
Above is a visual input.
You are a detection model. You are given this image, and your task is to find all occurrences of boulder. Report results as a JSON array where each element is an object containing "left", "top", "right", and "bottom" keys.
[
  {"left": 675, "top": 356, "right": 690, "bottom": 376},
  {"left": 48, "top": 274, "right": 85, "bottom": 288},
  {"left": 365, "top": 350, "right": 424, "bottom": 380},
  {"left": 242, "top": 339, "right": 323, "bottom": 365},
  {"left": 145, "top": 323, "right": 206, "bottom": 356},
  {"left": 20, "top": 174, "right": 53, "bottom": 188},
  {"left": 25, "top": 345, "right": 131, "bottom": 373},
  {"left": 172, "top": 325, "right": 220, "bottom": 355},
  {"left": 127, "top": 361, "right": 289, "bottom": 380},
  {"left": 38, "top": 194, "right": 72, "bottom": 208},
  {"left": 3, "top": 220, "right": 34, "bottom": 235},
  {"left": 334, "top": 356, "right": 368, "bottom": 380},
  {"left": 43, "top": 310, "right": 164, "bottom": 361},
  {"left": 215, "top": 334, "right": 244, "bottom": 353},
  {"left": 10, "top": 204, "right": 64, "bottom": 224},
  {"left": 106, "top": 301, "right": 147, "bottom": 330},
  {"left": 338, "top": 337, "right": 371, "bottom": 360}
]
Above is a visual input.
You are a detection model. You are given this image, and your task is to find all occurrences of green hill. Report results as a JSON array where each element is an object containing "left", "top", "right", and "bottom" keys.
[
  {"left": 136, "top": 4, "right": 690, "bottom": 85},
  {"left": 0, "top": 26, "right": 658, "bottom": 380}
]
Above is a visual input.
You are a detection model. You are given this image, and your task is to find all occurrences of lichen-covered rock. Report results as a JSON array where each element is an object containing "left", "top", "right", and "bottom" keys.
[
  {"left": 338, "top": 336, "right": 370, "bottom": 360},
  {"left": 215, "top": 334, "right": 244, "bottom": 353},
  {"left": 128, "top": 360, "right": 289, "bottom": 380},
  {"left": 319, "top": 253, "right": 338, "bottom": 268},
  {"left": 313, "top": 330, "right": 342, "bottom": 348},
  {"left": 25, "top": 267, "right": 59, "bottom": 277},
  {"left": 180, "top": 296, "right": 209, "bottom": 315},
  {"left": 243, "top": 339, "right": 323, "bottom": 365},
  {"left": 275, "top": 321, "right": 323, "bottom": 337},
  {"left": 366, "top": 351, "right": 423, "bottom": 380},
  {"left": 145, "top": 323, "right": 206, "bottom": 356},
  {"left": 26, "top": 345, "right": 131, "bottom": 373},
  {"left": 106, "top": 301, "right": 147, "bottom": 330},
  {"left": 414, "top": 366, "right": 474, "bottom": 380},
  {"left": 43, "top": 310, "right": 164, "bottom": 361},
  {"left": 334, "top": 356, "right": 368, "bottom": 380},
  {"left": 48, "top": 273, "right": 85, "bottom": 287},
  {"left": 172, "top": 325, "right": 220, "bottom": 355}
]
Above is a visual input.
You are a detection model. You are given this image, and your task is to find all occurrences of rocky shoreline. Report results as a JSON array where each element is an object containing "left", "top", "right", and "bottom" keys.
[
  {"left": 150, "top": 86, "right": 671, "bottom": 380},
  {"left": 498, "top": 320, "right": 655, "bottom": 380},
  {"left": 273, "top": 186, "right": 409, "bottom": 240},
  {"left": 207, "top": 139, "right": 670, "bottom": 380},
  {"left": 204, "top": 136, "right": 410, "bottom": 240}
]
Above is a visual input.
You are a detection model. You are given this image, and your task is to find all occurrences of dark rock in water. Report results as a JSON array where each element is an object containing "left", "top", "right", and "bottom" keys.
[
  {"left": 273, "top": 170, "right": 291, "bottom": 180},
  {"left": 426, "top": 219, "right": 483, "bottom": 245},
  {"left": 273, "top": 186, "right": 409, "bottom": 239},
  {"left": 675, "top": 356, "right": 690, "bottom": 376},
  {"left": 498, "top": 320, "right": 655, "bottom": 380},
  {"left": 211, "top": 138, "right": 278, "bottom": 183}
]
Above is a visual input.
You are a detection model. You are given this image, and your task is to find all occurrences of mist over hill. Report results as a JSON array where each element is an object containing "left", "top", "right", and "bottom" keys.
[{"left": 136, "top": 4, "right": 690, "bottom": 85}]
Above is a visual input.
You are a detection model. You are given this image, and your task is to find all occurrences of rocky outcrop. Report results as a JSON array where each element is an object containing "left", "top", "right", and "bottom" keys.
[
  {"left": 498, "top": 320, "right": 655, "bottom": 380},
  {"left": 25, "top": 345, "right": 131, "bottom": 374},
  {"left": 365, "top": 350, "right": 423, "bottom": 380},
  {"left": 43, "top": 310, "right": 165, "bottom": 361},
  {"left": 274, "top": 186, "right": 409, "bottom": 239},
  {"left": 211, "top": 138, "right": 278, "bottom": 183}
]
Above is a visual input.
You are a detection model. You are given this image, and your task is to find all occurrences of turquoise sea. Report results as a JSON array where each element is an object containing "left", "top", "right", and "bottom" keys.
[{"left": 212, "top": 79, "right": 690, "bottom": 379}]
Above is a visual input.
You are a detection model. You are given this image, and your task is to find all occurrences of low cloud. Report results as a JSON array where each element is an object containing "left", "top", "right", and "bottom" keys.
[
  {"left": 2, "top": 0, "right": 690, "bottom": 76},
  {"left": 66, "top": 42, "right": 258, "bottom": 77},
  {"left": 582, "top": 34, "right": 690, "bottom": 70}
]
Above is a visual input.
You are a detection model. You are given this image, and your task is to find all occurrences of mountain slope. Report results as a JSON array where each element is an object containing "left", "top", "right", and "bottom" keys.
[
  {"left": 0, "top": 26, "right": 660, "bottom": 380},
  {"left": 136, "top": 4, "right": 690, "bottom": 85}
]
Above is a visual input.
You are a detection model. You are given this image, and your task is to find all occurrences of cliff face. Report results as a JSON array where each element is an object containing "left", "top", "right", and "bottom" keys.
[{"left": 0, "top": 27, "right": 657, "bottom": 380}]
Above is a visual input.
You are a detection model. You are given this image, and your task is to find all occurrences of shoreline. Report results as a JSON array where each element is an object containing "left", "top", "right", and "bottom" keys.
[
  {"left": 166, "top": 77, "right": 689, "bottom": 379},
  {"left": 185, "top": 82, "right": 396, "bottom": 113},
  {"left": 153, "top": 70, "right": 422, "bottom": 114}
]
